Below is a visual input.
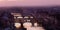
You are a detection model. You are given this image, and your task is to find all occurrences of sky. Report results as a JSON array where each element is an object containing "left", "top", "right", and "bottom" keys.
[{"left": 0, "top": 0, "right": 60, "bottom": 7}]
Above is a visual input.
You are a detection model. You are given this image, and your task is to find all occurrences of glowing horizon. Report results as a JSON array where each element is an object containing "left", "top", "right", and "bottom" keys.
[{"left": 0, "top": 0, "right": 60, "bottom": 7}]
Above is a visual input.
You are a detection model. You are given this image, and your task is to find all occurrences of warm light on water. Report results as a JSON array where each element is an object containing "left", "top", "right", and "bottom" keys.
[
  {"left": 27, "top": 27, "right": 45, "bottom": 30},
  {"left": 34, "top": 23, "right": 38, "bottom": 27},
  {"left": 23, "top": 22, "right": 32, "bottom": 28},
  {"left": 14, "top": 22, "right": 45, "bottom": 30},
  {"left": 23, "top": 22, "right": 45, "bottom": 30},
  {"left": 14, "top": 23, "right": 21, "bottom": 28}
]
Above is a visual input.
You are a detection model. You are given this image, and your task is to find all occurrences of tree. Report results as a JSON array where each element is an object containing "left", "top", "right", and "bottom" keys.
[{"left": 0, "top": 11, "right": 14, "bottom": 29}]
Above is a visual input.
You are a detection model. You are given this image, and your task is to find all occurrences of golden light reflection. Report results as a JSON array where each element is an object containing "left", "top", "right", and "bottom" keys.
[
  {"left": 34, "top": 23, "right": 38, "bottom": 27},
  {"left": 23, "top": 22, "right": 32, "bottom": 28},
  {"left": 14, "top": 23, "right": 21, "bottom": 28}
]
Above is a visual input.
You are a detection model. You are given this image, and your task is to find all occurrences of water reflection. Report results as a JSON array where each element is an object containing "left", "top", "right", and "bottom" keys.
[
  {"left": 14, "top": 22, "right": 45, "bottom": 30},
  {"left": 14, "top": 23, "right": 21, "bottom": 28},
  {"left": 23, "top": 22, "right": 32, "bottom": 28}
]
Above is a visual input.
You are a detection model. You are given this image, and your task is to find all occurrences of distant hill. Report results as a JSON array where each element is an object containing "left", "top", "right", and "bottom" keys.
[{"left": 0, "top": 6, "right": 60, "bottom": 15}]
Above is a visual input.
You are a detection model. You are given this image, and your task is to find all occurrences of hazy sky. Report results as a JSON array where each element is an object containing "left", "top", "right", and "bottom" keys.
[{"left": 0, "top": 0, "right": 60, "bottom": 7}]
